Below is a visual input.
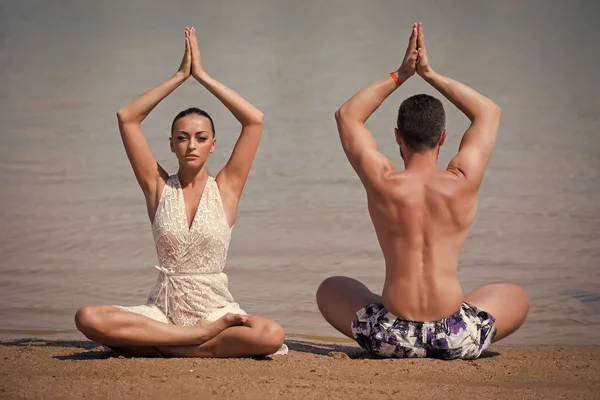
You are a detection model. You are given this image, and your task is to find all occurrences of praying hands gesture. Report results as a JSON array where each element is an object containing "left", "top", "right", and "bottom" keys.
[
  {"left": 187, "top": 27, "right": 206, "bottom": 80},
  {"left": 396, "top": 22, "right": 432, "bottom": 82}
]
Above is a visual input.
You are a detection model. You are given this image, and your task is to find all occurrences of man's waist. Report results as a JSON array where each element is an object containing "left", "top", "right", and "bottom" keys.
[{"left": 382, "top": 278, "right": 463, "bottom": 321}]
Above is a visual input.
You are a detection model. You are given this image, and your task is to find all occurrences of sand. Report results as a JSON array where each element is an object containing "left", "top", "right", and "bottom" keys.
[{"left": 1, "top": 338, "right": 598, "bottom": 399}]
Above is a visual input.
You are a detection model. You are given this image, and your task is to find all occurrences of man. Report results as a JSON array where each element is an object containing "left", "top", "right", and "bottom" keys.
[{"left": 316, "top": 23, "right": 528, "bottom": 360}]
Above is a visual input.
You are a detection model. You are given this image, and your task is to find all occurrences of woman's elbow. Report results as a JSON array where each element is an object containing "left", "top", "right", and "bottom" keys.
[
  {"left": 254, "top": 111, "right": 265, "bottom": 125},
  {"left": 244, "top": 111, "right": 264, "bottom": 127}
]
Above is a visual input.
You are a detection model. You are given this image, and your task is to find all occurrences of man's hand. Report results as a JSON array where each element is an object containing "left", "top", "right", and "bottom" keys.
[
  {"left": 176, "top": 28, "right": 192, "bottom": 79},
  {"left": 397, "top": 23, "right": 419, "bottom": 81},
  {"left": 189, "top": 27, "right": 206, "bottom": 80},
  {"left": 416, "top": 22, "right": 433, "bottom": 78}
]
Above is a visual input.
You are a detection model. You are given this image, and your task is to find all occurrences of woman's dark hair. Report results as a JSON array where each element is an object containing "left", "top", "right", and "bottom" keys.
[{"left": 171, "top": 107, "right": 216, "bottom": 136}]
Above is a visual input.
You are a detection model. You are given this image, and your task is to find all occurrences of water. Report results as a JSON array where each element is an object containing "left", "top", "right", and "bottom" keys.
[{"left": 1, "top": 0, "right": 599, "bottom": 345}]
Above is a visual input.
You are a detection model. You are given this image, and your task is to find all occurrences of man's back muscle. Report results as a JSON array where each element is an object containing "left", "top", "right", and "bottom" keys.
[{"left": 368, "top": 169, "right": 477, "bottom": 321}]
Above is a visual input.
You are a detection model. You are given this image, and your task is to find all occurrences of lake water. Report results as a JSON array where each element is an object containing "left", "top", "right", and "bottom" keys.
[{"left": 1, "top": 0, "right": 599, "bottom": 345}]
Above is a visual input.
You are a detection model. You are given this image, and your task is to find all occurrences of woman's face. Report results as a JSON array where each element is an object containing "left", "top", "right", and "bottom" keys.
[{"left": 170, "top": 114, "right": 216, "bottom": 168}]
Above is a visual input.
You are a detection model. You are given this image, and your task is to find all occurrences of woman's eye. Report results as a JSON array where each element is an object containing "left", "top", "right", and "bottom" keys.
[{"left": 178, "top": 136, "right": 187, "bottom": 141}]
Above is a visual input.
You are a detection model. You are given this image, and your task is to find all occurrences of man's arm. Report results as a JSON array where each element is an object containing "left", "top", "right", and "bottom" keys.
[
  {"left": 336, "top": 24, "right": 419, "bottom": 193},
  {"left": 416, "top": 23, "right": 501, "bottom": 187}
]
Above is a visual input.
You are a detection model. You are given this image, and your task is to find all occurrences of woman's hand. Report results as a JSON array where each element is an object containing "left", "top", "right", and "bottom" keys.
[
  {"left": 188, "top": 27, "right": 207, "bottom": 80},
  {"left": 176, "top": 27, "right": 192, "bottom": 80}
]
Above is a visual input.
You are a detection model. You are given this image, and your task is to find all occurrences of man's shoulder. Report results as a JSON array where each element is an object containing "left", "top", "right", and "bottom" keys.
[{"left": 371, "top": 169, "right": 469, "bottom": 199}]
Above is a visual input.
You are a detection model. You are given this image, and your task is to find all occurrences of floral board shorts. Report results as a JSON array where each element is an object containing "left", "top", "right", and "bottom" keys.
[{"left": 351, "top": 302, "right": 496, "bottom": 360}]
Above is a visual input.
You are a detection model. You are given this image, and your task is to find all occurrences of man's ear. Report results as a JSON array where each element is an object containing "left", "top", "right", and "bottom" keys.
[
  {"left": 439, "top": 129, "right": 447, "bottom": 146},
  {"left": 395, "top": 128, "right": 402, "bottom": 146}
]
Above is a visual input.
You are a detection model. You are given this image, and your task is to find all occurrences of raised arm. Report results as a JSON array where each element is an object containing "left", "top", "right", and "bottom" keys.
[
  {"left": 116, "top": 28, "right": 192, "bottom": 207},
  {"left": 416, "top": 23, "right": 501, "bottom": 187},
  {"left": 335, "top": 24, "right": 419, "bottom": 193},
  {"left": 188, "top": 28, "right": 264, "bottom": 225}
]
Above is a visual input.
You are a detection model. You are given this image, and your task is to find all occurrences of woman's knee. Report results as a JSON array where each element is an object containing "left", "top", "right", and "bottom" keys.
[
  {"left": 74, "top": 306, "right": 110, "bottom": 337},
  {"left": 259, "top": 321, "right": 285, "bottom": 353}
]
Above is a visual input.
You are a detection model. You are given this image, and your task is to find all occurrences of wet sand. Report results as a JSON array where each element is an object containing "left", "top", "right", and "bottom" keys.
[{"left": 1, "top": 338, "right": 598, "bottom": 399}]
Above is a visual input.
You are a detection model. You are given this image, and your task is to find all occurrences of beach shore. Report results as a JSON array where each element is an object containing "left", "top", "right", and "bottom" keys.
[{"left": 1, "top": 337, "right": 598, "bottom": 399}]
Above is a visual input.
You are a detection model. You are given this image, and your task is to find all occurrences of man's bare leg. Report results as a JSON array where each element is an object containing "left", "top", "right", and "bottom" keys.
[
  {"left": 75, "top": 305, "right": 246, "bottom": 347},
  {"left": 316, "top": 276, "right": 382, "bottom": 338},
  {"left": 156, "top": 315, "right": 285, "bottom": 358},
  {"left": 463, "top": 283, "right": 529, "bottom": 342}
]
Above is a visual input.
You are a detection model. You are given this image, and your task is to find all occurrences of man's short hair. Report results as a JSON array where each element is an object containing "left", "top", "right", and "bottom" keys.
[{"left": 397, "top": 94, "right": 445, "bottom": 151}]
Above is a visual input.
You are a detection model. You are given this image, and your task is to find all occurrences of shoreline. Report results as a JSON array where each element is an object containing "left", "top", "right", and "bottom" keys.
[
  {"left": 0, "top": 329, "right": 556, "bottom": 347},
  {"left": 0, "top": 329, "right": 595, "bottom": 348},
  {"left": 1, "top": 337, "right": 598, "bottom": 399}
]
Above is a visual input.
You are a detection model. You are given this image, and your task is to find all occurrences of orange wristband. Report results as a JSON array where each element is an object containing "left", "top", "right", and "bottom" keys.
[{"left": 390, "top": 71, "right": 403, "bottom": 86}]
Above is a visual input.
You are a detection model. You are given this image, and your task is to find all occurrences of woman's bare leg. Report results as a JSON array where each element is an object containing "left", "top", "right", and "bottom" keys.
[
  {"left": 74, "top": 305, "right": 246, "bottom": 347},
  {"left": 156, "top": 315, "right": 285, "bottom": 358}
]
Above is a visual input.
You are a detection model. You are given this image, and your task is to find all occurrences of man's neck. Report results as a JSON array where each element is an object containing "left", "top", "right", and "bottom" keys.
[{"left": 401, "top": 149, "right": 439, "bottom": 171}]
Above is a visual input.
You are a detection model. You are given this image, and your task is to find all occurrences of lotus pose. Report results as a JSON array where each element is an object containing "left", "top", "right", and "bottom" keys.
[
  {"left": 317, "top": 23, "right": 528, "bottom": 360},
  {"left": 75, "top": 27, "right": 286, "bottom": 358}
]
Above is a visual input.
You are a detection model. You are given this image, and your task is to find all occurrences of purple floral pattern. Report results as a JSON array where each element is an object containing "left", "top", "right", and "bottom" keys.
[{"left": 351, "top": 302, "right": 496, "bottom": 360}]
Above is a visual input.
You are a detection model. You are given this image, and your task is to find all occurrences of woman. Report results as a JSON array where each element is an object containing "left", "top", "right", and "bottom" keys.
[{"left": 75, "top": 27, "right": 286, "bottom": 357}]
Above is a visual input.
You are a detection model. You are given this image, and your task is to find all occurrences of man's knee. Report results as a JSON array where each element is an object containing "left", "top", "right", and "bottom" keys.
[
  {"left": 507, "top": 283, "right": 528, "bottom": 298},
  {"left": 316, "top": 276, "right": 347, "bottom": 305},
  {"left": 507, "top": 283, "right": 530, "bottom": 318},
  {"left": 494, "top": 282, "right": 530, "bottom": 311}
]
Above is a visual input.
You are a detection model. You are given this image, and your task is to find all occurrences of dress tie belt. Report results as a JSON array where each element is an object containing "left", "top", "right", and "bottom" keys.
[{"left": 154, "top": 265, "right": 220, "bottom": 320}]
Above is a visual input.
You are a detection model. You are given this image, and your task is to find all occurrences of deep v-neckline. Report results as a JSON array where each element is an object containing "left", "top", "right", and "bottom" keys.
[{"left": 175, "top": 175, "right": 209, "bottom": 232}]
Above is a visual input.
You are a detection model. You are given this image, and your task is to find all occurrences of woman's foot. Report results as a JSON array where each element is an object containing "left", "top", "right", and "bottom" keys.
[{"left": 194, "top": 313, "right": 247, "bottom": 343}]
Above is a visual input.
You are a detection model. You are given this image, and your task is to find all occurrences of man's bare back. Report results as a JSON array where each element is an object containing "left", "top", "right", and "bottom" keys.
[
  {"left": 317, "top": 23, "right": 528, "bottom": 359},
  {"left": 372, "top": 168, "right": 474, "bottom": 321}
]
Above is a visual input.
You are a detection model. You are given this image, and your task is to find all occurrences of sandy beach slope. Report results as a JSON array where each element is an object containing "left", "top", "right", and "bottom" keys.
[{"left": 1, "top": 338, "right": 598, "bottom": 399}]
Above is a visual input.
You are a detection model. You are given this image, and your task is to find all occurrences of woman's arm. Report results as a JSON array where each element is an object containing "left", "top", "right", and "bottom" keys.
[
  {"left": 188, "top": 27, "right": 264, "bottom": 226},
  {"left": 116, "top": 29, "right": 192, "bottom": 217}
]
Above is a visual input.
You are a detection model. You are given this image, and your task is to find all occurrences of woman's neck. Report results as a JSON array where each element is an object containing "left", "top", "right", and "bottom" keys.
[{"left": 177, "top": 165, "right": 208, "bottom": 188}]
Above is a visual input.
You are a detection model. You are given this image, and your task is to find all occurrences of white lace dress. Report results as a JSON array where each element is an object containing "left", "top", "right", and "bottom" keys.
[
  {"left": 119, "top": 174, "right": 243, "bottom": 324},
  {"left": 117, "top": 174, "right": 287, "bottom": 355}
]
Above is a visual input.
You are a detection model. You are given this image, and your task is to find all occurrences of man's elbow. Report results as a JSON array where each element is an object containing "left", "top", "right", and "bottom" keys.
[
  {"left": 116, "top": 109, "right": 127, "bottom": 123},
  {"left": 474, "top": 101, "right": 501, "bottom": 122},
  {"left": 492, "top": 103, "right": 501, "bottom": 118},
  {"left": 334, "top": 108, "right": 343, "bottom": 121},
  {"left": 335, "top": 106, "right": 352, "bottom": 122},
  {"left": 116, "top": 108, "right": 135, "bottom": 124}
]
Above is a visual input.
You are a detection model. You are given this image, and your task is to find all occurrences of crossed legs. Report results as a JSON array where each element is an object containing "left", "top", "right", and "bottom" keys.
[
  {"left": 316, "top": 276, "right": 529, "bottom": 342},
  {"left": 75, "top": 306, "right": 284, "bottom": 357}
]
